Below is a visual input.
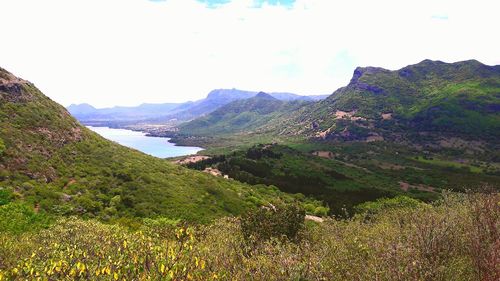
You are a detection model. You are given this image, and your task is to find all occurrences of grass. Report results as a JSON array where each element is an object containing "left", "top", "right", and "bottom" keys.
[{"left": 414, "top": 156, "right": 483, "bottom": 173}]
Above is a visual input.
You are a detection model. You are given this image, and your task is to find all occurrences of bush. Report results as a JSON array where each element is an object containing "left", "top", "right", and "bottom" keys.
[
  {"left": 0, "top": 192, "right": 497, "bottom": 280},
  {"left": 355, "top": 195, "right": 425, "bottom": 216},
  {"left": 0, "top": 137, "right": 5, "bottom": 155},
  {"left": 467, "top": 192, "right": 500, "bottom": 281},
  {"left": 240, "top": 201, "right": 305, "bottom": 245},
  {"left": 0, "top": 189, "right": 12, "bottom": 206},
  {"left": 0, "top": 203, "right": 52, "bottom": 234}
]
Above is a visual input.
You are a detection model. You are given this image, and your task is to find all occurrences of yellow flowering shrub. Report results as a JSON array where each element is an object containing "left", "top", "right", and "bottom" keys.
[{"left": 0, "top": 192, "right": 498, "bottom": 280}]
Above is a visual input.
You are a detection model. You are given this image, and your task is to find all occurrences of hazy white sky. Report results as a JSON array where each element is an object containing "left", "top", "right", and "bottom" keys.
[{"left": 1, "top": 0, "right": 499, "bottom": 108}]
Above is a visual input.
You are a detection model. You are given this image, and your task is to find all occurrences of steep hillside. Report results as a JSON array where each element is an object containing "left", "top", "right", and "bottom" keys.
[
  {"left": 276, "top": 60, "right": 500, "bottom": 144},
  {"left": 0, "top": 68, "right": 320, "bottom": 222},
  {"left": 179, "top": 92, "right": 310, "bottom": 135}
]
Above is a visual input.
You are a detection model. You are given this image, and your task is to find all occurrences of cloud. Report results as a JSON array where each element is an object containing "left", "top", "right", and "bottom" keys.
[
  {"left": 431, "top": 15, "right": 449, "bottom": 20},
  {"left": 0, "top": 0, "right": 498, "bottom": 107}
]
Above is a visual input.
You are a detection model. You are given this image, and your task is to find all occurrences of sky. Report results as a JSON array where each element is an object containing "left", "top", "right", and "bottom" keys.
[{"left": 0, "top": 0, "right": 499, "bottom": 108}]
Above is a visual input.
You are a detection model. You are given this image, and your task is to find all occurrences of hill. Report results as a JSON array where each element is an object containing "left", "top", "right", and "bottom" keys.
[
  {"left": 275, "top": 60, "right": 500, "bottom": 144},
  {"left": 178, "top": 92, "right": 310, "bottom": 135},
  {"left": 0, "top": 67, "right": 321, "bottom": 223},
  {"left": 173, "top": 60, "right": 500, "bottom": 201},
  {"left": 151, "top": 89, "right": 327, "bottom": 122}
]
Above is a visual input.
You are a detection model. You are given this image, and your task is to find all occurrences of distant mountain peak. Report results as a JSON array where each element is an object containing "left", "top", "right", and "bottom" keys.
[
  {"left": 412, "top": 59, "right": 489, "bottom": 69},
  {"left": 206, "top": 89, "right": 255, "bottom": 100},
  {"left": 254, "top": 92, "right": 277, "bottom": 100},
  {"left": 68, "top": 103, "right": 96, "bottom": 109},
  {"left": 350, "top": 66, "right": 390, "bottom": 84}
]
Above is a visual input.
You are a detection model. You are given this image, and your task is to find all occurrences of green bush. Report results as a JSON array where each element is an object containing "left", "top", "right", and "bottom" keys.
[
  {"left": 355, "top": 195, "right": 424, "bottom": 216},
  {"left": 240, "top": 201, "right": 305, "bottom": 245},
  {"left": 0, "top": 137, "right": 5, "bottom": 155},
  {"left": 0, "top": 203, "right": 52, "bottom": 234},
  {"left": 0, "top": 189, "right": 12, "bottom": 206}
]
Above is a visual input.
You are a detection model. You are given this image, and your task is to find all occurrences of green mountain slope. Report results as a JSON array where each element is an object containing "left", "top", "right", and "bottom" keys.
[
  {"left": 173, "top": 60, "right": 500, "bottom": 204},
  {"left": 179, "top": 92, "right": 310, "bottom": 136},
  {"left": 0, "top": 68, "right": 318, "bottom": 223},
  {"left": 274, "top": 60, "right": 500, "bottom": 143}
]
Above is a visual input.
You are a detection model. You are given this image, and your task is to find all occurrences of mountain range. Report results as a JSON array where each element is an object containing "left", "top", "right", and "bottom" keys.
[
  {"left": 178, "top": 92, "right": 310, "bottom": 135},
  {"left": 178, "top": 60, "right": 500, "bottom": 149},
  {"left": 67, "top": 89, "right": 328, "bottom": 126}
]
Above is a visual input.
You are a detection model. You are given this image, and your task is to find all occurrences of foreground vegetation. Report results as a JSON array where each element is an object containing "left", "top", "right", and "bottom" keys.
[{"left": 0, "top": 192, "right": 498, "bottom": 280}]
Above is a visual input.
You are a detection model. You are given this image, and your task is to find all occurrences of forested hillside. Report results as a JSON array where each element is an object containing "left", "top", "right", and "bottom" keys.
[{"left": 0, "top": 67, "right": 320, "bottom": 223}]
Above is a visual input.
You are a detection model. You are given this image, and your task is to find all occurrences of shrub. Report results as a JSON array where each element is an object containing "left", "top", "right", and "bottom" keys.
[
  {"left": 355, "top": 195, "right": 424, "bottom": 216},
  {"left": 0, "top": 137, "right": 5, "bottom": 155},
  {"left": 0, "top": 189, "right": 12, "bottom": 206},
  {"left": 0, "top": 203, "right": 52, "bottom": 234},
  {"left": 0, "top": 192, "right": 497, "bottom": 280},
  {"left": 240, "top": 201, "right": 305, "bottom": 245},
  {"left": 467, "top": 192, "right": 500, "bottom": 281}
]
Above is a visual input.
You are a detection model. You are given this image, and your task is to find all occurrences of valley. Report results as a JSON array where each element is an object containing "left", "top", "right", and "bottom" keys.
[
  {"left": 1, "top": 59, "right": 499, "bottom": 280},
  {"left": 66, "top": 60, "right": 500, "bottom": 216},
  {"left": 2, "top": 0, "right": 499, "bottom": 278}
]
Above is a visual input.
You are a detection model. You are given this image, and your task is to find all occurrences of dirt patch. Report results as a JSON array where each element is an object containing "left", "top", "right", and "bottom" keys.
[
  {"left": 315, "top": 128, "right": 331, "bottom": 139},
  {"left": 63, "top": 179, "right": 77, "bottom": 189},
  {"left": 351, "top": 116, "right": 366, "bottom": 121},
  {"left": 365, "top": 133, "right": 384, "bottom": 142},
  {"left": 203, "top": 167, "right": 222, "bottom": 177},
  {"left": 174, "top": 155, "right": 211, "bottom": 165},
  {"left": 381, "top": 113, "right": 393, "bottom": 120},
  {"left": 334, "top": 110, "right": 355, "bottom": 119},
  {"left": 378, "top": 162, "right": 405, "bottom": 170},
  {"left": 399, "top": 181, "right": 411, "bottom": 191},
  {"left": 334, "top": 110, "right": 366, "bottom": 121},
  {"left": 399, "top": 181, "right": 435, "bottom": 192},
  {"left": 305, "top": 215, "right": 324, "bottom": 223},
  {"left": 312, "top": 151, "right": 334, "bottom": 159}
]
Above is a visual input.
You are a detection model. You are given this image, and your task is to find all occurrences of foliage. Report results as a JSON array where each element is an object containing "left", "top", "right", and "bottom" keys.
[
  {"left": 0, "top": 192, "right": 498, "bottom": 280},
  {"left": 183, "top": 143, "right": 450, "bottom": 215},
  {"left": 0, "top": 203, "right": 52, "bottom": 234},
  {"left": 355, "top": 195, "right": 425, "bottom": 216},
  {"left": 0, "top": 137, "right": 5, "bottom": 155},
  {"left": 0, "top": 189, "right": 12, "bottom": 206},
  {"left": 240, "top": 200, "right": 305, "bottom": 245},
  {"left": 0, "top": 218, "right": 209, "bottom": 280}
]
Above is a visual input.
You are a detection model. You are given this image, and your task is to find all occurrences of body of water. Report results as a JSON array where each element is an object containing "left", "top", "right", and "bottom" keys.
[{"left": 87, "top": 126, "right": 203, "bottom": 158}]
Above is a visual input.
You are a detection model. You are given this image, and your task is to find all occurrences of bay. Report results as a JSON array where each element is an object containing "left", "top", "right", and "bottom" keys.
[{"left": 87, "top": 126, "right": 203, "bottom": 158}]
